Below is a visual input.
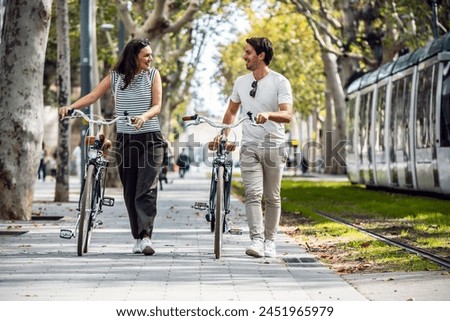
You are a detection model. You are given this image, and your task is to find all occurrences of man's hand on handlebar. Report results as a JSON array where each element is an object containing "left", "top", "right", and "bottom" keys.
[{"left": 255, "top": 112, "right": 270, "bottom": 124}]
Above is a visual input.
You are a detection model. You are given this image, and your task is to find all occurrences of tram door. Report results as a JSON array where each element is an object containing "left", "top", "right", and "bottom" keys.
[
  {"left": 414, "top": 61, "right": 441, "bottom": 193},
  {"left": 390, "top": 73, "right": 414, "bottom": 189},
  {"left": 345, "top": 94, "right": 359, "bottom": 183},
  {"left": 436, "top": 58, "right": 450, "bottom": 195},
  {"left": 358, "top": 89, "right": 375, "bottom": 185}
]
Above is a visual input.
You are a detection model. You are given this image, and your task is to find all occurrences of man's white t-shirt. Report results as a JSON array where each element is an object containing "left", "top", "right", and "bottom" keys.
[{"left": 230, "top": 70, "right": 292, "bottom": 147}]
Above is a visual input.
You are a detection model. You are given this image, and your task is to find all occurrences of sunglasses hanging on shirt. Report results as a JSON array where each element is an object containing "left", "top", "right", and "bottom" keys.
[{"left": 249, "top": 81, "right": 258, "bottom": 98}]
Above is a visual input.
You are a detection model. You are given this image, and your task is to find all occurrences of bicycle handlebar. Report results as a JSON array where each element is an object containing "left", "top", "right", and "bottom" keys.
[
  {"left": 181, "top": 114, "right": 198, "bottom": 122},
  {"left": 63, "top": 109, "right": 133, "bottom": 127},
  {"left": 182, "top": 111, "right": 256, "bottom": 129}
]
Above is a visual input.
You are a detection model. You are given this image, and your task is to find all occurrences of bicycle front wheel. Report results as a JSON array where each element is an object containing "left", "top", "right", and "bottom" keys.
[
  {"left": 214, "top": 166, "right": 225, "bottom": 259},
  {"left": 77, "top": 164, "right": 95, "bottom": 256}
]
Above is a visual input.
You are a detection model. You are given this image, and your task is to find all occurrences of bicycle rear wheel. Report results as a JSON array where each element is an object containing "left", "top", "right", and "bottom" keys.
[
  {"left": 77, "top": 164, "right": 95, "bottom": 256},
  {"left": 214, "top": 166, "right": 225, "bottom": 259}
]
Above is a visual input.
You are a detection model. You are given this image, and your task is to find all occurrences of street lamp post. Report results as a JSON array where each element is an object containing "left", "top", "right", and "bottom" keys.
[
  {"left": 428, "top": 0, "right": 442, "bottom": 39},
  {"left": 118, "top": 21, "right": 126, "bottom": 55},
  {"left": 0, "top": 0, "right": 5, "bottom": 46},
  {"left": 79, "top": 0, "right": 92, "bottom": 179}
]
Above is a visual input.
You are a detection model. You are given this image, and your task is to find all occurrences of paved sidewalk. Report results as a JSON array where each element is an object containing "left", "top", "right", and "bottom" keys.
[
  {"left": 0, "top": 170, "right": 449, "bottom": 302},
  {"left": 1, "top": 170, "right": 366, "bottom": 301}
]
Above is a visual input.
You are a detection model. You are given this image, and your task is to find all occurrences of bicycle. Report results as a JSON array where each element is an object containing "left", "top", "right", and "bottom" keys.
[
  {"left": 59, "top": 109, "right": 133, "bottom": 256},
  {"left": 182, "top": 112, "right": 255, "bottom": 258}
]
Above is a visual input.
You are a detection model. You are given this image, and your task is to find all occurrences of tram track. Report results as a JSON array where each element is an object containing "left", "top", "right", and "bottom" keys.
[{"left": 314, "top": 210, "right": 450, "bottom": 270}]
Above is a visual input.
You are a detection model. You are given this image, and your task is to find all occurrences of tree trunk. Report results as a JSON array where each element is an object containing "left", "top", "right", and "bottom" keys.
[
  {"left": 0, "top": 0, "right": 53, "bottom": 220},
  {"left": 91, "top": 0, "right": 101, "bottom": 116},
  {"left": 322, "top": 35, "right": 347, "bottom": 175},
  {"left": 0, "top": 0, "right": 5, "bottom": 45},
  {"left": 55, "top": 0, "right": 71, "bottom": 202},
  {"left": 323, "top": 89, "right": 334, "bottom": 174}
]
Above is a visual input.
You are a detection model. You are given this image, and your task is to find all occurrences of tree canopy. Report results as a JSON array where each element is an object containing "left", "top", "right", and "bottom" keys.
[{"left": 216, "top": 2, "right": 325, "bottom": 116}]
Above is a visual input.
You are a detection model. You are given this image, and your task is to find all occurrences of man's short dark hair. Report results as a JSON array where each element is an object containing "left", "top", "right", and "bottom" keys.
[{"left": 246, "top": 37, "right": 274, "bottom": 66}]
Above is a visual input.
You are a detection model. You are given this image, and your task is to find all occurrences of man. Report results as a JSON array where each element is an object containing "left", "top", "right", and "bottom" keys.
[{"left": 221, "top": 37, "right": 293, "bottom": 258}]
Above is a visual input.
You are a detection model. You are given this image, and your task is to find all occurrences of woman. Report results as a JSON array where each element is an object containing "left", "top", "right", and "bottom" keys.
[{"left": 59, "top": 38, "right": 164, "bottom": 256}]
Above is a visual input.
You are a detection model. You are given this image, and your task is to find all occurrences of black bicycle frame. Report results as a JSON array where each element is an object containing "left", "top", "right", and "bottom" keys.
[
  {"left": 208, "top": 134, "right": 233, "bottom": 221},
  {"left": 77, "top": 140, "right": 108, "bottom": 212}
]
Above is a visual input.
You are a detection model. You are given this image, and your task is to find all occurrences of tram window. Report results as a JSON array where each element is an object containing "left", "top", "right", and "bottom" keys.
[
  {"left": 390, "top": 82, "right": 398, "bottom": 160},
  {"left": 441, "top": 62, "right": 450, "bottom": 147},
  {"left": 376, "top": 85, "right": 386, "bottom": 152},
  {"left": 416, "top": 65, "right": 436, "bottom": 149},
  {"left": 346, "top": 97, "right": 356, "bottom": 154},
  {"left": 394, "top": 79, "right": 405, "bottom": 150},
  {"left": 359, "top": 92, "right": 372, "bottom": 160},
  {"left": 403, "top": 76, "right": 412, "bottom": 156},
  {"left": 395, "top": 80, "right": 404, "bottom": 149},
  {"left": 392, "top": 75, "right": 412, "bottom": 151}
]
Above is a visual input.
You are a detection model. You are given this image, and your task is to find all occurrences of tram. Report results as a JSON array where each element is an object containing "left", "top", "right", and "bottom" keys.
[{"left": 345, "top": 31, "right": 450, "bottom": 197}]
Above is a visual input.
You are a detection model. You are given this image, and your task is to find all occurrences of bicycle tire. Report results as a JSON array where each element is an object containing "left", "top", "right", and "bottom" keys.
[
  {"left": 77, "top": 164, "right": 95, "bottom": 256},
  {"left": 214, "top": 166, "right": 225, "bottom": 259},
  {"left": 84, "top": 167, "right": 103, "bottom": 253},
  {"left": 209, "top": 168, "right": 216, "bottom": 233}
]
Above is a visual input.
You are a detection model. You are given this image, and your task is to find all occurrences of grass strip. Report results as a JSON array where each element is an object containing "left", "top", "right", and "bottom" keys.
[{"left": 232, "top": 179, "right": 450, "bottom": 273}]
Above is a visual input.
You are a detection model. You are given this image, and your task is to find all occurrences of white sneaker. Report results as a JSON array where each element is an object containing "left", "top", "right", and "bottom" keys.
[
  {"left": 132, "top": 239, "right": 141, "bottom": 254},
  {"left": 264, "top": 240, "right": 276, "bottom": 258},
  {"left": 245, "top": 239, "right": 264, "bottom": 258},
  {"left": 140, "top": 238, "right": 155, "bottom": 256}
]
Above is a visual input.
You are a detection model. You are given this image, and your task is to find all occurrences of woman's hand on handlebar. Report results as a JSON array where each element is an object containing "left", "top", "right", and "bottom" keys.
[
  {"left": 131, "top": 115, "right": 145, "bottom": 130},
  {"left": 59, "top": 106, "right": 72, "bottom": 119},
  {"left": 212, "top": 133, "right": 224, "bottom": 144}
]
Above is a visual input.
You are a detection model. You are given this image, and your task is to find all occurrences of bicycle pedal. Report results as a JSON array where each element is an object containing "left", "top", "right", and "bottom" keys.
[
  {"left": 193, "top": 202, "right": 208, "bottom": 210},
  {"left": 228, "top": 228, "right": 242, "bottom": 235},
  {"left": 102, "top": 197, "right": 115, "bottom": 207},
  {"left": 59, "top": 229, "right": 74, "bottom": 239},
  {"left": 94, "top": 220, "right": 103, "bottom": 228}
]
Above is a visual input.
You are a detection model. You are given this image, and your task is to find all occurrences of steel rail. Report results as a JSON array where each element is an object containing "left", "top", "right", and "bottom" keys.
[{"left": 314, "top": 210, "right": 450, "bottom": 269}]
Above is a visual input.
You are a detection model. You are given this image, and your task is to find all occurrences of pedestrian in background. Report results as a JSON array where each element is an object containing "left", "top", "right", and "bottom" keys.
[
  {"left": 37, "top": 142, "right": 47, "bottom": 181},
  {"left": 59, "top": 38, "right": 164, "bottom": 256},
  {"left": 220, "top": 37, "right": 293, "bottom": 258},
  {"left": 176, "top": 148, "right": 190, "bottom": 178}
]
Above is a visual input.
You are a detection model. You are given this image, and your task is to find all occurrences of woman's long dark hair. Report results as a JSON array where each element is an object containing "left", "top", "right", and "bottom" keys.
[{"left": 112, "top": 38, "right": 150, "bottom": 90}]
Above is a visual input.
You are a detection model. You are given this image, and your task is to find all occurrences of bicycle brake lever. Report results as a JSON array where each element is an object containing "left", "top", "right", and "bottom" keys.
[
  {"left": 60, "top": 108, "right": 75, "bottom": 121},
  {"left": 123, "top": 112, "right": 135, "bottom": 128},
  {"left": 247, "top": 111, "right": 257, "bottom": 124}
]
